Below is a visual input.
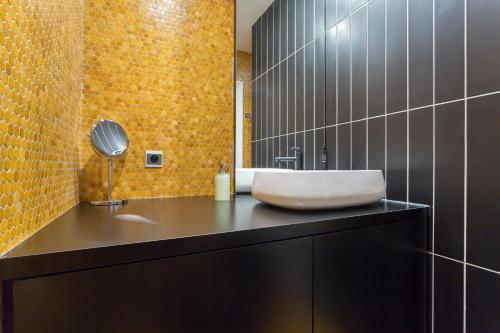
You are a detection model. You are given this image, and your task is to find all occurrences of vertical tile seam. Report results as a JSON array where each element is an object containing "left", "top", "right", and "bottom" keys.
[
  {"left": 336, "top": 0, "right": 339, "bottom": 170},
  {"left": 384, "top": 0, "right": 388, "bottom": 196},
  {"left": 406, "top": 0, "right": 410, "bottom": 203},
  {"left": 431, "top": 0, "right": 436, "bottom": 331},
  {"left": 350, "top": 1, "right": 353, "bottom": 170},
  {"left": 366, "top": 5, "right": 369, "bottom": 170},
  {"left": 463, "top": 0, "right": 468, "bottom": 331}
]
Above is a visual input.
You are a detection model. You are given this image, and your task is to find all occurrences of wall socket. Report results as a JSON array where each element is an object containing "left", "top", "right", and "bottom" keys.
[{"left": 145, "top": 150, "right": 163, "bottom": 168}]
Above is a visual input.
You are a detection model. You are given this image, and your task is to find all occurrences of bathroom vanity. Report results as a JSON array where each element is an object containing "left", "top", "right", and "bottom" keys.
[{"left": 0, "top": 196, "right": 428, "bottom": 333}]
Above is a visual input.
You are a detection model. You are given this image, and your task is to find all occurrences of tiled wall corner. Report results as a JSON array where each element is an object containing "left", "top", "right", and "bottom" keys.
[{"left": 0, "top": 1, "right": 83, "bottom": 254}]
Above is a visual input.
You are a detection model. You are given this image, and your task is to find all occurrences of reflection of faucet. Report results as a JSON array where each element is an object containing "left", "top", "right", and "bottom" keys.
[{"left": 274, "top": 147, "right": 303, "bottom": 170}]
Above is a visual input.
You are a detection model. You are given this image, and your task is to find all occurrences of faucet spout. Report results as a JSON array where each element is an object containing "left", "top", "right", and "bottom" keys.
[{"left": 274, "top": 147, "right": 303, "bottom": 170}]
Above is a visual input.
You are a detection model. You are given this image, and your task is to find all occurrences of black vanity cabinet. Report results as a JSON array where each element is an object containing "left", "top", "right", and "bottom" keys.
[
  {"left": 0, "top": 198, "right": 428, "bottom": 333},
  {"left": 9, "top": 238, "right": 313, "bottom": 333},
  {"left": 314, "top": 219, "right": 427, "bottom": 333}
]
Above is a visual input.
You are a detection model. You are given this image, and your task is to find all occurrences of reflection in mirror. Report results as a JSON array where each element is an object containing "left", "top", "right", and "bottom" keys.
[
  {"left": 89, "top": 120, "right": 129, "bottom": 206},
  {"left": 235, "top": 0, "right": 285, "bottom": 194}
]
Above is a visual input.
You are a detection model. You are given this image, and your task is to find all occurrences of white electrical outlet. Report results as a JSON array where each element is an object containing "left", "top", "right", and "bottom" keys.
[{"left": 145, "top": 150, "right": 163, "bottom": 168}]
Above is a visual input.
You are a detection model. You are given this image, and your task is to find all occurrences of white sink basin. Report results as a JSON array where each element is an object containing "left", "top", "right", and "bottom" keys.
[
  {"left": 251, "top": 170, "right": 386, "bottom": 210},
  {"left": 236, "top": 168, "right": 293, "bottom": 193}
]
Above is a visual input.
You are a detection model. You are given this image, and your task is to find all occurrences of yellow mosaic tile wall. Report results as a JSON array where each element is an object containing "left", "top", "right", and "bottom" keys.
[
  {"left": 82, "top": 0, "right": 235, "bottom": 200},
  {"left": 0, "top": 1, "right": 83, "bottom": 253},
  {"left": 236, "top": 51, "right": 252, "bottom": 168}
]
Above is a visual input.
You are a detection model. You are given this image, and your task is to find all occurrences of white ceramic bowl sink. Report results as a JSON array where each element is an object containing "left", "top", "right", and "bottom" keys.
[
  {"left": 236, "top": 168, "right": 293, "bottom": 193},
  {"left": 251, "top": 170, "right": 386, "bottom": 210}
]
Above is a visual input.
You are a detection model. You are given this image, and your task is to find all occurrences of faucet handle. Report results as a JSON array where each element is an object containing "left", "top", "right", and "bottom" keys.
[{"left": 290, "top": 146, "right": 302, "bottom": 152}]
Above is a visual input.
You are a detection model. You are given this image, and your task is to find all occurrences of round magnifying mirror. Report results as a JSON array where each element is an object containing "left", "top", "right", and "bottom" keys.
[
  {"left": 90, "top": 119, "right": 129, "bottom": 158},
  {"left": 89, "top": 120, "right": 129, "bottom": 206}
]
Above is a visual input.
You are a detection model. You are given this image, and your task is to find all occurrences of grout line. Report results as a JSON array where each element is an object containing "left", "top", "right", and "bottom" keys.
[
  {"left": 313, "top": 0, "right": 316, "bottom": 169},
  {"left": 463, "top": 0, "right": 468, "bottom": 330},
  {"left": 431, "top": 0, "right": 436, "bottom": 331},
  {"left": 350, "top": 12, "right": 353, "bottom": 170},
  {"left": 384, "top": 0, "right": 388, "bottom": 193},
  {"left": 366, "top": 6, "right": 369, "bottom": 170},
  {"left": 406, "top": 0, "right": 410, "bottom": 203},
  {"left": 430, "top": 252, "right": 500, "bottom": 277},
  {"left": 336, "top": 1, "right": 339, "bottom": 170}
]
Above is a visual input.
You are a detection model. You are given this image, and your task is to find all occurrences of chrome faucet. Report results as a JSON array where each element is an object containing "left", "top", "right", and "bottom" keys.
[{"left": 274, "top": 147, "right": 303, "bottom": 170}]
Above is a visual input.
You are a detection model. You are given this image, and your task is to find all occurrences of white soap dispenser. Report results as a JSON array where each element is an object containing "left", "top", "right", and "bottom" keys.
[{"left": 215, "top": 163, "right": 230, "bottom": 201}]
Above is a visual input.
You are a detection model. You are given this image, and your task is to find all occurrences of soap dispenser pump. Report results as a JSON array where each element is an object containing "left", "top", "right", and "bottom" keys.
[{"left": 215, "top": 163, "right": 230, "bottom": 201}]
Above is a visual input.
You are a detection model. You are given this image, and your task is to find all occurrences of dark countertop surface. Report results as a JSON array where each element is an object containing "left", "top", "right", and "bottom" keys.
[{"left": 0, "top": 196, "right": 428, "bottom": 280}]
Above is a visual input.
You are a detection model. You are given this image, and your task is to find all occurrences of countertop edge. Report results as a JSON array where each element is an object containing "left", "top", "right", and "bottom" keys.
[{"left": 0, "top": 206, "right": 428, "bottom": 280}]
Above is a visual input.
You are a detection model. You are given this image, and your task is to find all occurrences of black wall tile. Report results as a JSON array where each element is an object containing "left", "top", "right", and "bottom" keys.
[
  {"left": 468, "top": 94, "right": 500, "bottom": 272},
  {"left": 368, "top": 117, "right": 385, "bottom": 173},
  {"left": 256, "top": 140, "right": 262, "bottom": 167},
  {"left": 262, "top": 11, "right": 268, "bottom": 73},
  {"left": 315, "top": 36, "right": 326, "bottom": 128},
  {"left": 256, "top": 17, "right": 262, "bottom": 76},
  {"left": 288, "top": 55, "right": 296, "bottom": 134},
  {"left": 337, "top": 0, "right": 350, "bottom": 23},
  {"left": 256, "top": 78, "right": 262, "bottom": 140},
  {"left": 435, "top": 0, "right": 464, "bottom": 103},
  {"left": 296, "top": 131, "right": 305, "bottom": 158},
  {"left": 305, "top": 130, "right": 315, "bottom": 170},
  {"left": 273, "top": 137, "right": 280, "bottom": 167},
  {"left": 273, "top": 67, "right": 280, "bottom": 136},
  {"left": 296, "top": 0, "right": 305, "bottom": 49},
  {"left": 338, "top": 123, "right": 351, "bottom": 170},
  {"left": 251, "top": 142, "right": 256, "bottom": 168},
  {"left": 280, "top": 0, "right": 288, "bottom": 61},
  {"left": 252, "top": 81, "right": 257, "bottom": 140},
  {"left": 408, "top": 0, "right": 433, "bottom": 108},
  {"left": 280, "top": 61, "right": 288, "bottom": 135},
  {"left": 273, "top": 1, "right": 280, "bottom": 66},
  {"left": 325, "top": 27, "right": 337, "bottom": 126},
  {"left": 325, "top": 0, "right": 336, "bottom": 30},
  {"left": 266, "top": 73, "right": 273, "bottom": 138},
  {"left": 435, "top": 101, "right": 464, "bottom": 260},
  {"left": 352, "top": 121, "right": 367, "bottom": 170},
  {"left": 338, "top": 18, "right": 351, "bottom": 124},
  {"left": 368, "top": 0, "right": 385, "bottom": 117},
  {"left": 287, "top": 0, "right": 295, "bottom": 55},
  {"left": 252, "top": 24, "right": 257, "bottom": 79},
  {"left": 434, "top": 257, "right": 463, "bottom": 333},
  {"left": 262, "top": 73, "right": 268, "bottom": 138},
  {"left": 326, "top": 126, "right": 337, "bottom": 169},
  {"left": 467, "top": 266, "right": 500, "bottom": 333},
  {"left": 296, "top": 49, "right": 305, "bottom": 132},
  {"left": 386, "top": 112, "right": 407, "bottom": 201},
  {"left": 386, "top": 0, "right": 407, "bottom": 114},
  {"left": 287, "top": 133, "right": 296, "bottom": 169},
  {"left": 305, "top": 42, "right": 315, "bottom": 130},
  {"left": 315, "top": 128, "right": 325, "bottom": 169},
  {"left": 409, "top": 108, "right": 433, "bottom": 206},
  {"left": 277, "top": 135, "right": 285, "bottom": 168},
  {"left": 305, "top": 0, "right": 315, "bottom": 44},
  {"left": 351, "top": 8, "right": 367, "bottom": 121},
  {"left": 468, "top": 0, "right": 500, "bottom": 96},
  {"left": 267, "top": 138, "right": 274, "bottom": 168},
  {"left": 268, "top": 6, "right": 274, "bottom": 67},
  {"left": 315, "top": 0, "right": 326, "bottom": 36}
]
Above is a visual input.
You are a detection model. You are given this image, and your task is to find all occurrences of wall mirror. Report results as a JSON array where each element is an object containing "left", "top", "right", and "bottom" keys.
[{"left": 235, "top": 0, "right": 330, "bottom": 194}]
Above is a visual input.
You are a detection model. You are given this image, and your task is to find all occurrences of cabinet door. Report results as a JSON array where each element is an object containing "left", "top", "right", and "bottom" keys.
[
  {"left": 11, "top": 237, "right": 313, "bottom": 333},
  {"left": 314, "top": 219, "right": 427, "bottom": 333}
]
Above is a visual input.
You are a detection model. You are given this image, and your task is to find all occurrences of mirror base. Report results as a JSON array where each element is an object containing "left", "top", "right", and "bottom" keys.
[{"left": 89, "top": 199, "right": 128, "bottom": 206}]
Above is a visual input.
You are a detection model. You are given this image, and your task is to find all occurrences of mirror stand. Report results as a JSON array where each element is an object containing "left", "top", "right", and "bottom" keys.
[{"left": 90, "top": 159, "right": 128, "bottom": 206}]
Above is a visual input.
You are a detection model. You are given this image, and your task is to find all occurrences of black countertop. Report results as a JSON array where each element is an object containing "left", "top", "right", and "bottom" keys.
[{"left": 0, "top": 196, "right": 428, "bottom": 280}]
